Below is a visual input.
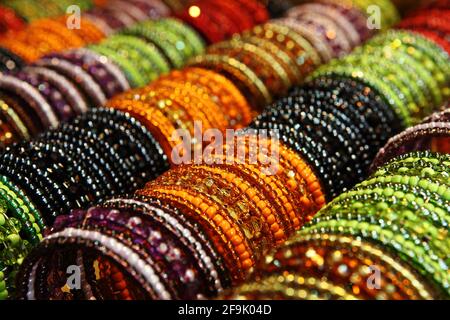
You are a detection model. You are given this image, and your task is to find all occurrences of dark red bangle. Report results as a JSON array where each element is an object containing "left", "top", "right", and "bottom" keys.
[
  {"left": 194, "top": 1, "right": 240, "bottom": 38},
  {"left": 0, "top": 6, "right": 25, "bottom": 34},
  {"left": 200, "top": 0, "right": 254, "bottom": 32},
  {"left": 176, "top": 6, "right": 225, "bottom": 43},
  {"left": 233, "top": 0, "right": 269, "bottom": 25},
  {"left": 398, "top": 12, "right": 450, "bottom": 36}
]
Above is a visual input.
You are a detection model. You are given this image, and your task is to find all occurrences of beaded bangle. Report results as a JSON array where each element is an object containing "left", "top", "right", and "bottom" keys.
[
  {"left": 35, "top": 57, "right": 106, "bottom": 106},
  {"left": 45, "top": 48, "right": 130, "bottom": 99},
  {"left": 287, "top": 3, "right": 361, "bottom": 47},
  {"left": 372, "top": 122, "right": 450, "bottom": 170},
  {"left": 155, "top": 18, "right": 205, "bottom": 55},
  {"left": 120, "top": 25, "right": 185, "bottom": 68},
  {"left": 89, "top": 45, "right": 145, "bottom": 88},
  {"left": 188, "top": 54, "right": 271, "bottom": 110},
  {"left": 245, "top": 22, "right": 320, "bottom": 72},
  {"left": 207, "top": 40, "right": 292, "bottom": 97},
  {"left": 0, "top": 75, "right": 58, "bottom": 129},
  {"left": 0, "top": 99, "right": 30, "bottom": 141},
  {"left": 164, "top": 67, "right": 252, "bottom": 128},
  {"left": 285, "top": 10, "right": 352, "bottom": 58}
]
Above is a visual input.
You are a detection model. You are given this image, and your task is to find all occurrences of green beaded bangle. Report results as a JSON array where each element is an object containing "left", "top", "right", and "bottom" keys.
[
  {"left": 331, "top": 185, "right": 449, "bottom": 228},
  {"left": 337, "top": 55, "right": 421, "bottom": 122},
  {"left": 89, "top": 45, "right": 146, "bottom": 88},
  {"left": 321, "top": 199, "right": 448, "bottom": 260},
  {"left": 362, "top": 31, "right": 450, "bottom": 99},
  {"left": 0, "top": 175, "right": 44, "bottom": 230},
  {"left": 112, "top": 34, "right": 171, "bottom": 76},
  {"left": 101, "top": 35, "right": 166, "bottom": 84},
  {"left": 0, "top": 183, "right": 42, "bottom": 244},
  {"left": 134, "top": 20, "right": 196, "bottom": 61},
  {"left": 155, "top": 18, "right": 205, "bottom": 56},
  {"left": 355, "top": 47, "right": 440, "bottom": 112},
  {"left": 0, "top": 200, "right": 31, "bottom": 300},
  {"left": 121, "top": 25, "right": 185, "bottom": 69},
  {"left": 375, "top": 152, "right": 450, "bottom": 181}
]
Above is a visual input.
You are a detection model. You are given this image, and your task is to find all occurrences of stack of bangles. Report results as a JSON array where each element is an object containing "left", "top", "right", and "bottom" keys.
[{"left": 0, "top": 0, "right": 448, "bottom": 300}]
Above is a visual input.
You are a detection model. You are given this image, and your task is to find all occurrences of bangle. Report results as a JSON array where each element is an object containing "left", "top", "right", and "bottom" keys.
[
  {"left": 164, "top": 67, "right": 252, "bottom": 128},
  {"left": 45, "top": 48, "right": 130, "bottom": 99},
  {"left": 155, "top": 18, "right": 205, "bottom": 55},
  {"left": 372, "top": 122, "right": 450, "bottom": 170},
  {"left": 120, "top": 25, "right": 184, "bottom": 68},
  {"left": 188, "top": 54, "right": 271, "bottom": 111},
  {"left": 0, "top": 99, "right": 30, "bottom": 141},
  {"left": 287, "top": 3, "right": 361, "bottom": 47},
  {"left": 89, "top": 45, "right": 145, "bottom": 88},
  {"left": 0, "top": 75, "right": 58, "bottom": 129},
  {"left": 247, "top": 22, "right": 321, "bottom": 71},
  {"left": 285, "top": 9, "right": 352, "bottom": 58},
  {"left": 207, "top": 40, "right": 292, "bottom": 97},
  {"left": 35, "top": 57, "right": 107, "bottom": 106}
]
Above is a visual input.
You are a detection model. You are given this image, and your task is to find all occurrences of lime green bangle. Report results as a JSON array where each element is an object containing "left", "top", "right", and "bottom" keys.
[
  {"left": 324, "top": 192, "right": 448, "bottom": 257},
  {"left": 354, "top": 47, "right": 440, "bottom": 111},
  {"left": 0, "top": 182, "right": 42, "bottom": 244},
  {"left": 155, "top": 18, "right": 206, "bottom": 56},
  {"left": 338, "top": 55, "right": 423, "bottom": 123},
  {"left": 0, "top": 176, "right": 44, "bottom": 231},
  {"left": 89, "top": 44, "right": 146, "bottom": 88},
  {"left": 0, "top": 200, "right": 31, "bottom": 300},
  {"left": 103, "top": 34, "right": 170, "bottom": 83},
  {"left": 136, "top": 21, "right": 195, "bottom": 60},
  {"left": 108, "top": 34, "right": 170, "bottom": 79},
  {"left": 362, "top": 31, "right": 450, "bottom": 98},
  {"left": 121, "top": 25, "right": 185, "bottom": 69}
]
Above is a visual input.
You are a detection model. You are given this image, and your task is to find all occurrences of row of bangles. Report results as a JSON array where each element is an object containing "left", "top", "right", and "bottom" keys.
[{"left": 0, "top": 0, "right": 449, "bottom": 300}]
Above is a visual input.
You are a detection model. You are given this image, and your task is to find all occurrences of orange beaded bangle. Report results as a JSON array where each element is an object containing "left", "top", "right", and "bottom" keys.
[
  {"left": 56, "top": 16, "right": 106, "bottom": 43},
  {"left": 137, "top": 187, "right": 253, "bottom": 281},
  {"left": 245, "top": 22, "right": 320, "bottom": 75},
  {"left": 163, "top": 67, "right": 253, "bottom": 128},
  {"left": 29, "top": 19, "right": 86, "bottom": 48},
  {"left": 154, "top": 166, "right": 271, "bottom": 258},
  {"left": 194, "top": 165, "right": 286, "bottom": 245},
  {"left": 148, "top": 79, "right": 230, "bottom": 129}
]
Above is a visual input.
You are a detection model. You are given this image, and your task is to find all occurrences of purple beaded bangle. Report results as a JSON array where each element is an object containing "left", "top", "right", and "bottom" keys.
[
  {"left": 286, "top": 9, "right": 352, "bottom": 58},
  {"left": 319, "top": 0, "right": 374, "bottom": 42},
  {"left": 275, "top": 17, "right": 333, "bottom": 63},
  {"left": 287, "top": 3, "right": 361, "bottom": 47},
  {"left": 0, "top": 75, "right": 58, "bottom": 128},
  {"left": 25, "top": 66, "right": 88, "bottom": 115},
  {"left": 371, "top": 121, "right": 450, "bottom": 171},
  {"left": 45, "top": 49, "right": 130, "bottom": 99},
  {"left": 13, "top": 69, "right": 76, "bottom": 122},
  {"left": 35, "top": 57, "right": 107, "bottom": 107}
]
